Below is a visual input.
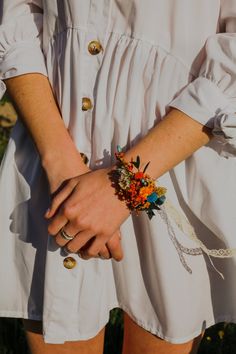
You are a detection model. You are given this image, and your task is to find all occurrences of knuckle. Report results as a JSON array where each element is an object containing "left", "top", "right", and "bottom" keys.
[
  {"left": 55, "top": 235, "right": 66, "bottom": 247},
  {"left": 79, "top": 218, "right": 91, "bottom": 231},
  {"left": 72, "top": 217, "right": 81, "bottom": 229},
  {"left": 98, "top": 230, "right": 109, "bottom": 241},
  {"left": 62, "top": 205, "right": 74, "bottom": 219}
]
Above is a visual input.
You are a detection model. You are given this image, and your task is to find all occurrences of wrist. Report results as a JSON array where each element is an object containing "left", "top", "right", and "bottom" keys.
[{"left": 42, "top": 148, "right": 90, "bottom": 193}]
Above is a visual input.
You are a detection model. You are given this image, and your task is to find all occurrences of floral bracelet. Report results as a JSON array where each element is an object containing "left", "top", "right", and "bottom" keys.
[{"left": 111, "top": 145, "right": 167, "bottom": 219}]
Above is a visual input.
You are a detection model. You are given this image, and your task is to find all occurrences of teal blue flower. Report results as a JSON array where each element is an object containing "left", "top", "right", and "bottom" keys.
[
  {"left": 156, "top": 195, "right": 166, "bottom": 205},
  {"left": 141, "top": 179, "right": 148, "bottom": 186},
  {"left": 147, "top": 192, "right": 158, "bottom": 203}
]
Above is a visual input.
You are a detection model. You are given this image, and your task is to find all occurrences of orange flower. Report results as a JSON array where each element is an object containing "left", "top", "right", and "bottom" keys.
[{"left": 139, "top": 186, "right": 153, "bottom": 199}]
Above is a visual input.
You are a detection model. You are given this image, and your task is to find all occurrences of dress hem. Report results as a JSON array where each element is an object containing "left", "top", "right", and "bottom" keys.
[
  {"left": 119, "top": 303, "right": 235, "bottom": 344},
  {"left": 0, "top": 307, "right": 236, "bottom": 345}
]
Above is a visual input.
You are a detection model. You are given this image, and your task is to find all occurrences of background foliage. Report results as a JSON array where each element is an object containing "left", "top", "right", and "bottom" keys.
[{"left": 0, "top": 94, "right": 236, "bottom": 353}]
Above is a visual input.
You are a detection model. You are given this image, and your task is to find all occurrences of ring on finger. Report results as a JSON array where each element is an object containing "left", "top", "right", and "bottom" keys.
[{"left": 60, "top": 228, "right": 75, "bottom": 241}]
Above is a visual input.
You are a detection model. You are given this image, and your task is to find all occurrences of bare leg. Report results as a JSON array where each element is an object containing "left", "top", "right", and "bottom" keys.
[
  {"left": 23, "top": 320, "right": 105, "bottom": 354},
  {"left": 122, "top": 313, "right": 203, "bottom": 354}
]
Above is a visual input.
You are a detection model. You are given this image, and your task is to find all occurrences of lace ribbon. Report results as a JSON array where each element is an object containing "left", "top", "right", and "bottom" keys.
[{"left": 158, "top": 199, "right": 236, "bottom": 276}]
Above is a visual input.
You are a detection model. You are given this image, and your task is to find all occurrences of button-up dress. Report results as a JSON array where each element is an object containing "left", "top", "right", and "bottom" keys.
[{"left": 0, "top": 0, "right": 236, "bottom": 345}]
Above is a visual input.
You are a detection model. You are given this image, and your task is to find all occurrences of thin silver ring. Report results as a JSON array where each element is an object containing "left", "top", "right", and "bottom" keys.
[{"left": 60, "top": 228, "right": 74, "bottom": 241}]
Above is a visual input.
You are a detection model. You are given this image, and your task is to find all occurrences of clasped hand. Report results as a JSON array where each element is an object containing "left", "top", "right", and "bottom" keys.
[{"left": 45, "top": 168, "right": 130, "bottom": 261}]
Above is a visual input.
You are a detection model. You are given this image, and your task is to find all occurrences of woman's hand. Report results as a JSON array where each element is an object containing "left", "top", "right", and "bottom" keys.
[
  {"left": 46, "top": 168, "right": 130, "bottom": 260},
  {"left": 44, "top": 158, "right": 124, "bottom": 261}
]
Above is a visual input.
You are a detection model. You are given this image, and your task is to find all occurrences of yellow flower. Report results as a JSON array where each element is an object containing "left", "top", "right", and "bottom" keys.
[
  {"left": 218, "top": 330, "right": 224, "bottom": 340},
  {"left": 157, "top": 186, "right": 167, "bottom": 197}
]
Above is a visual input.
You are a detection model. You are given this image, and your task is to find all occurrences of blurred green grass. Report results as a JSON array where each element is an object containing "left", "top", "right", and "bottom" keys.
[
  {"left": 0, "top": 96, "right": 12, "bottom": 161},
  {"left": 0, "top": 94, "right": 236, "bottom": 353}
]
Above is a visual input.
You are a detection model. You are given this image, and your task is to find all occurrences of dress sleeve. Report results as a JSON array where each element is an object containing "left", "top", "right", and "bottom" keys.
[
  {"left": 0, "top": 0, "right": 47, "bottom": 99},
  {"left": 170, "top": 0, "right": 236, "bottom": 157}
]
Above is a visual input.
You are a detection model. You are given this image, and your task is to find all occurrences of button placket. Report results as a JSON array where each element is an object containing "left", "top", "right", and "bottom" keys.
[
  {"left": 43, "top": 241, "right": 81, "bottom": 343},
  {"left": 81, "top": 0, "right": 111, "bottom": 111},
  {"left": 80, "top": 0, "right": 111, "bottom": 159},
  {"left": 81, "top": 36, "right": 104, "bottom": 112},
  {"left": 43, "top": 2, "right": 113, "bottom": 342}
]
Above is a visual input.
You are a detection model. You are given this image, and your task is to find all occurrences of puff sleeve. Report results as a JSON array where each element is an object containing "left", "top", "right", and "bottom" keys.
[
  {"left": 0, "top": 0, "right": 47, "bottom": 99},
  {"left": 170, "top": 0, "right": 236, "bottom": 157}
]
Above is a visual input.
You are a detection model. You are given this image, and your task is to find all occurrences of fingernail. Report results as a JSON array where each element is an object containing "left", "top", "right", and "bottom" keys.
[{"left": 45, "top": 208, "right": 51, "bottom": 217}]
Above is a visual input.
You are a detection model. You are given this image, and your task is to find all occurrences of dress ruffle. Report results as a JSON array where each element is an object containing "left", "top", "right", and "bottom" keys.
[{"left": 0, "top": 13, "right": 47, "bottom": 81}]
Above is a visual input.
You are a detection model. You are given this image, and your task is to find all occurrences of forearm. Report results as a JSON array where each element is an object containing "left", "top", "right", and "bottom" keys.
[
  {"left": 4, "top": 74, "right": 88, "bottom": 190},
  {"left": 5, "top": 74, "right": 85, "bottom": 166},
  {"left": 124, "top": 109, "right": 213, "bottom": 179}
]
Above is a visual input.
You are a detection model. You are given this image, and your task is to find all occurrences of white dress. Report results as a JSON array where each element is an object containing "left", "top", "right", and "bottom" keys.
[{"left": 0, "top": 0, "right": 236, "bottom": 345}]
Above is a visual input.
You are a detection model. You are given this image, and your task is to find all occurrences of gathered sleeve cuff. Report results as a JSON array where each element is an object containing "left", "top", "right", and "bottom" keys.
[
  {"left": 170, "top": 8, "right": 236, "bottom": 158},
  {"left": 0, "top": 1, "right": 47, "bottom": 100}
]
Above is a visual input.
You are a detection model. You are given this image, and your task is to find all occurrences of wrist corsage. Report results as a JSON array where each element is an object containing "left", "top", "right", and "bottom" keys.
[{"left": 112, "top": 145, "right": 167, "bottom": 219}]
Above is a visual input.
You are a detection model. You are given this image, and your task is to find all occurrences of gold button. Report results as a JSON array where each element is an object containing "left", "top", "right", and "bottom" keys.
[
  {"left": 88, "top": 40, "right": 103, "bottom": 55},
  {"left": 80, "top": 153, "right": 89, "bottom": 165},
  {"left": 82, "top": 97, "right": 93, "bottom": 111},
  {"left": 63, "top": 257, "right": 77, "bottom": 269}
]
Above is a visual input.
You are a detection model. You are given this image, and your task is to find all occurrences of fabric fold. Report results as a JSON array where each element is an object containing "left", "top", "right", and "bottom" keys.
[
  {"left": 0, "top": 80, "right": 6, "bottom": 100},
  {"left": 212, "top": 112, "right": 236, "bottom": 157}
]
